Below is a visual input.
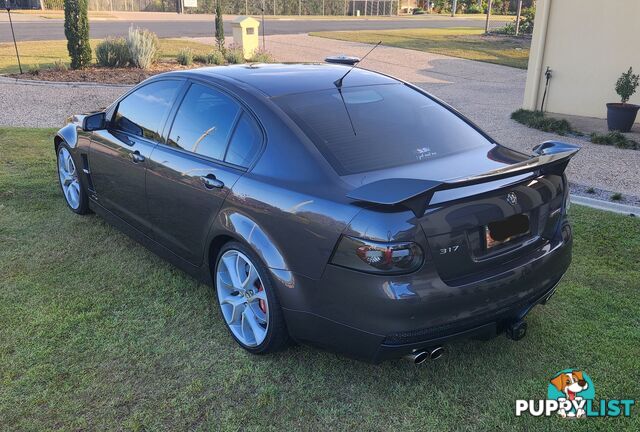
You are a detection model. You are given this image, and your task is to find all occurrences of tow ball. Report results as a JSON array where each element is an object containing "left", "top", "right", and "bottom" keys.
[{"left": 506, "top": 320, "right": 528, "bottom": 341}]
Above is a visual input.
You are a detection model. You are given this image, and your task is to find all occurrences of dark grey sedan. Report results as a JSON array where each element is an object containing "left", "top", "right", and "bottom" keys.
[{"left": 55, "top": 64, "right": 578, "bottom": 363}]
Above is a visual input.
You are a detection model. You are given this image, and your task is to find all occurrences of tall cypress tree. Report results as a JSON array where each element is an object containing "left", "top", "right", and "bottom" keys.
[
  {"left": 215, "top": 1, "right": 225, "bottom": 52},
  {"left": 64, "top": 0, "right": 92, "bottom": 69}
]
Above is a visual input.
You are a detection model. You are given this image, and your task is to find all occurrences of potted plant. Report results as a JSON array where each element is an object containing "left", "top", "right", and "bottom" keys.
[{"left": 607, "top": 67, "right": 639, "bottom": 132}]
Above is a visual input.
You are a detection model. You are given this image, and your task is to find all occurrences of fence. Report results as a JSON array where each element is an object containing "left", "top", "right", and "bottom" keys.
[{"left": 35, "top": 0, "right": 400, "bottom": 15}]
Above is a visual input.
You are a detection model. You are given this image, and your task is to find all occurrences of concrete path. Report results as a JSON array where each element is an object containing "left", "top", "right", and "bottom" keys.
[{"left": 1, "top": 33, "right": 638, "bottom": 199}]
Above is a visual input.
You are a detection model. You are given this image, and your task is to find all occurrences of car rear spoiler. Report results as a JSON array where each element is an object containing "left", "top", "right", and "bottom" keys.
[{"left": 346, "top": 141, "right": 580, "bottom": 217}]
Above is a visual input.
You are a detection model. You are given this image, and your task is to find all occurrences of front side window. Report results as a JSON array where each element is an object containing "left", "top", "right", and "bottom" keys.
[
  {"left": 113, "top": 80, "right": 180, "bottom": 142},
  {"left": 275, "top": 84, "right": 492, "bottom": 175},
  {"left": 168, "top": 83, "right": 240, "bottom": 161}
]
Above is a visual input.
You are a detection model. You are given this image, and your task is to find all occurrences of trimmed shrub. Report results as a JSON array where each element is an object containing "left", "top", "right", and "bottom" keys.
[
  {"left": 511, "top": 109, "right": 578, "bottom": 136},
  {"left": 193, "top": 53, "right": 207, "bottom": 63},
  {"left": 208, "top": 50, "right": 226, "bottom": 65},
  {"left": 250, "top": 49, "right": 275, "bottom": 63},
  {"left": 28, "top": 64, "right": 40, "bottom": 75},
  {"left": 224, "top": 47, "right": 246, "bottom": 64},
  {"left": 64, "top": 0, "right": 92, "bottom": 69},
  {"left": 198, "top": 50, "right": 225, "bottom": 65},
  {"left": 590, "top": 131, "right": 639, "bottom": 150},
  {"left": 127, "top": 26, "right": 159, "bottom": 69},
  {"left": 95, "top": 37, "right": 130, "bottom": 67},
  {"left": 176, "top": 48, "right": 194, "bottom": 66},
  {"left": 52, "top": 59, "right": 68, "bottom": 72},
  {"left": 494, "top": 6, "right": 536, "bottom": 36}
]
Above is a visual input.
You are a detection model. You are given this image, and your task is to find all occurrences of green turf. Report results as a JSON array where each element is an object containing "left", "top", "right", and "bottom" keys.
[
  {"left": 310, "top": 27, "right": 531, "bottom": 69},
  {"left": 0, "top": 127, "right": 638, "bottom": 430}
]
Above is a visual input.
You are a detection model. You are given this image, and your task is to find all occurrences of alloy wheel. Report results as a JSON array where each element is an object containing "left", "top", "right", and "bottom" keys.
[
  {"left": 216, "top": 250, "right": 269, "bottom": 347},
  {"left": 57, "top": 147, "right": 81, "bottom": 210}
]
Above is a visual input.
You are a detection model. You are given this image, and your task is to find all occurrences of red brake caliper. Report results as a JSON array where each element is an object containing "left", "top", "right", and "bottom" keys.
[{"left": 255, "top": 280, "right": 267, "bottom": 313}]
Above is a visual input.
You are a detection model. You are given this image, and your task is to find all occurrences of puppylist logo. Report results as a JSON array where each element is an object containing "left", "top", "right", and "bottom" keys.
[{"left": 515, "top": 369, "right": 635, "bottom": 418}]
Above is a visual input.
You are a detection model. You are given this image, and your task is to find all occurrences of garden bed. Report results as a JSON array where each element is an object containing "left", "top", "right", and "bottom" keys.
[{"left": 6, "top": 61, "right": 198, "bottom": 85}]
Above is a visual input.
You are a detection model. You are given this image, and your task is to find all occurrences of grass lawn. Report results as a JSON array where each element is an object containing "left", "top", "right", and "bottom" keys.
[
  {"left": 0, "top": 38, "right": 214, "bottom": 74},
  {"left": 1, "top": 127, "right": 639, "bottom": 430},
  {"left": 310, "top": 27, "right": 530, "bottom": 69}
]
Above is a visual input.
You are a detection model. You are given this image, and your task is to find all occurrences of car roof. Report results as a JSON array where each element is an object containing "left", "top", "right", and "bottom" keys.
[{"left": 169, "top": 63, "right": 399, "bottom": 97}]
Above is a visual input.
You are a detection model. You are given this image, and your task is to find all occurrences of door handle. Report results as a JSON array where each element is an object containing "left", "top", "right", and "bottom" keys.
[
  {"left": 201, "top": 174, "right": 224, "bottom": 189},
  {"left": 131, "top": 151, "right": 145, "bottom": 163}
]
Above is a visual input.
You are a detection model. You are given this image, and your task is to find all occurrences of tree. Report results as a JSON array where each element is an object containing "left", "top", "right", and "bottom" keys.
[
  {"left": 64, "top": 0, "right": 92, "bottom": 69},
  {"left": 215, "top": 1, "right": 225, "bottom": 51}
]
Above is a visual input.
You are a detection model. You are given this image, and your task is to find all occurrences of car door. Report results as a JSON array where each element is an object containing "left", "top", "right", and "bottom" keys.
[
  {"left": 89, "top": 79, "right": 184, "bottom": 235},
  {"left": 146, "top": 81, "right": 263, "bottom": 265}
]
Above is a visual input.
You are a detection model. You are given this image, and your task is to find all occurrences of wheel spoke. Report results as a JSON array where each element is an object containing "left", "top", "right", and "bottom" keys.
[
  {"left": 67, "top": 156, "right": 75, "bottom": 175},
  {"left": 58, "top": 155, "right": 66, "bottom": 175},
  {"left": 222, "top": 254, "right": 242, "bottom": 289},
  {"left": 63, "top": 185, "right": 72, "bottom": 203},
  {"left": 220, "top": 294, "right": 245, "bottom": 324},
  {"left": 241, "top": 264, "right": 259, "bottom": 289},
  {"left": 249, "top": 303, "right": 268, "bottom": 324},
  {"left": 63, "top": 152, "right": 71, "bottom": 173},
  {"left": 69, "top": 181, "right": 80, "bottom": 205},
  {"left": 242, "top": 307, "right": 265, "bottom": 344},
  {"left": 62, "top": 174, "right": 74, "bottom": 187},
  {"left": 217, "top": 270, "right": 233, "bottom": 288}
]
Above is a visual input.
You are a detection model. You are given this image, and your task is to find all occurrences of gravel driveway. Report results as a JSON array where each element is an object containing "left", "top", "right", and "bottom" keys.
[
  {"left": 2, "top": 34, "right": 639, "bottom": 198},
  {"left": 0, "top": 80, "right": 129, "bottom": 128}
]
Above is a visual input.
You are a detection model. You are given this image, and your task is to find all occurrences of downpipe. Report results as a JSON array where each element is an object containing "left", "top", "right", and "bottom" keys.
[{"left": 404, "top": 346, "right": 445, "bottom": 364}]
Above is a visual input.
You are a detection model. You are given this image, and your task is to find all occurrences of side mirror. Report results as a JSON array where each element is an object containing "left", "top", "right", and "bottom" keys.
[{"left": 82, "top": 112, "right": 107, "bottom": 132}]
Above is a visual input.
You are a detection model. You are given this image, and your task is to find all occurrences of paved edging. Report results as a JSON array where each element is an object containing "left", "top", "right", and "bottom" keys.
[
  {"left": 571, "top": 194, "right": 638, "bottom": 216},
  {"left": 0, "top": 76, "right": 132, "bottom": 88}
]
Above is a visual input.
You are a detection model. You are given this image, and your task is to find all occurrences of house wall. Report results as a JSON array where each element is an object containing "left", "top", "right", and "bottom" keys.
[{"left": 523, "top": 0, "right": 640, "bottom": 122}]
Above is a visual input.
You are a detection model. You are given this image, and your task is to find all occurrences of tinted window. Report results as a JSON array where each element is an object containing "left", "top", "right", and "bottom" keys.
[
  {"left": 168, "top": 83, "right": 240, "bottom": 161},
  {"left": 275, "top": 84, "right": 492, "bottom": 175},
  {"left": 225, "top": 113, "right": 261, "bottom": 167},
  {"left": 114, "top": 80, "right": 180, "bottom": 141}
]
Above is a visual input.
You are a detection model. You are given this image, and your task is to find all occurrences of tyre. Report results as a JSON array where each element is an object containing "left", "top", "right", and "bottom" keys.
[
  {"left": 56, "top": 143, "right": 89, "bottom": 215},
  {"left": 214, "top": 241, "right": 289, "bottom": 354}
]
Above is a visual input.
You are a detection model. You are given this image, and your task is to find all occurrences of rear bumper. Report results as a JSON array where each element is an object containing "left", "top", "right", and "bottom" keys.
[{"left": 277, "top": 223, "right": 572, "bottom": 363}]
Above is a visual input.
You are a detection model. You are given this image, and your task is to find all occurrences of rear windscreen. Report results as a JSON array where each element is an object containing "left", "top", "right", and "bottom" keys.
[{"left": 275, "top": 84, "right": 492, "bottom": 175}]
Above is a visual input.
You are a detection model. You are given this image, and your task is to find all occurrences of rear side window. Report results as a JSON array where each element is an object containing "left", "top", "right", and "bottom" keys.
[
  {"left": 167, "top": 83, "right": 240, "bottom": 161},
  {"left": 113, "top": 80, "right": 180, "bottom": 141},
  {"left": 224, "top": 113, "right": 262, "bottom": 168},
  {"left": 275, "top": 84, "right": 492, "bottom": 175}
]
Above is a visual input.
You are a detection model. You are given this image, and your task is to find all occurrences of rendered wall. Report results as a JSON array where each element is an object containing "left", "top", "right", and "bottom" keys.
[{"left": 523, "top": 0, "right": 640, "bottom": 121}]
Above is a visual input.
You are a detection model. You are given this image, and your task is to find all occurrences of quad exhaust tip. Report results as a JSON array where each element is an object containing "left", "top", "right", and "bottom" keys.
[{"left": 404, "top": 346, "right": 445, "bottom": 364}]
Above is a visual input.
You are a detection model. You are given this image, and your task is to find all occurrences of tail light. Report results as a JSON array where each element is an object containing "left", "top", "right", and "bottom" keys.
[{"left": 331, "top": 236, "right": 424, "bottom": 274}]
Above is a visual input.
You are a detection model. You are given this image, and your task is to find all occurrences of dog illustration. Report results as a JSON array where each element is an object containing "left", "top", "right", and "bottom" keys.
[{"left": 550, "top": 370, "right": 589, "bottom": 418}]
